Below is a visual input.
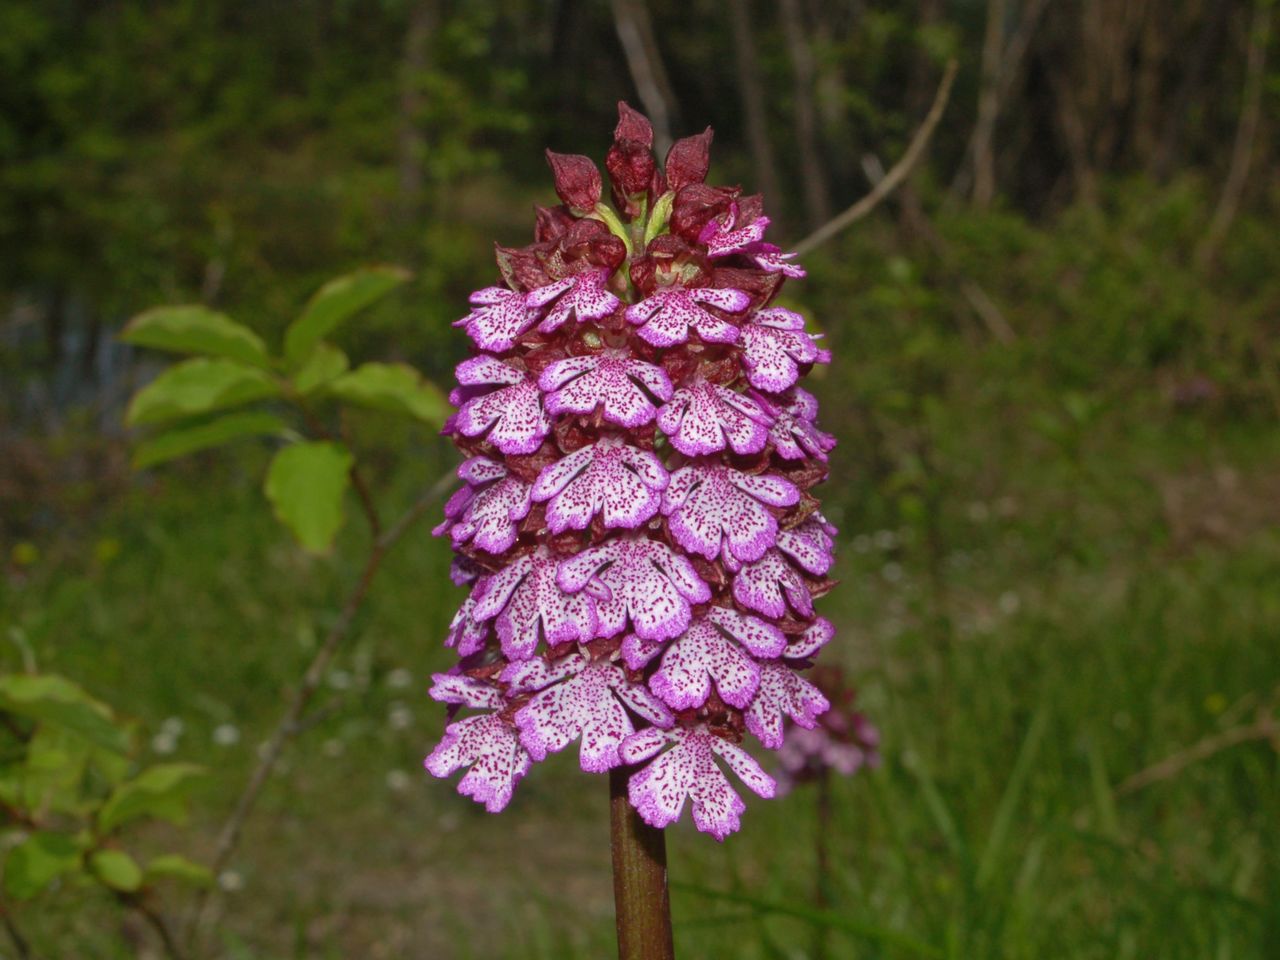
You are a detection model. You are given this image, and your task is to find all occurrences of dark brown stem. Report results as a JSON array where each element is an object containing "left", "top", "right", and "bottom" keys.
[
  {"left": 181, "top": 471, "right": 454, "bottom": 950},
  {"left": 610, "top": 767, "right": 674, "bottom": 960}
]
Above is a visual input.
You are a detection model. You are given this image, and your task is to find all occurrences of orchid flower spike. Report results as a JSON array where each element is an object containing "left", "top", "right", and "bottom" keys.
[{"left": 426, "top": 103, "right": 835, "bottom": 841}]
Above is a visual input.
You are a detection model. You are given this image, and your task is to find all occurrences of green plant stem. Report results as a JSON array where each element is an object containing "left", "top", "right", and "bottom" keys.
[
  {"left": 813, "top": 771, "right": 832, "bottom": 960},
  {"left": 609, "top": 767, "right": 675, "bottom": 960},
  {"left": 181, "top": 470, "right": 453, "bottom": 951}
]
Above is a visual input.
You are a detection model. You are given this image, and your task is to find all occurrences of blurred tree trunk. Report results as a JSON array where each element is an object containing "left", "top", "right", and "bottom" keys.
[
  {"left": 1197, "top": 0, "right": 1272, "bottom": 268},
  {"left": 727, "top": 0, "right": 785, "bottom": 215},
  {"left": 972, "top": 0, "right": 1008, "bottom": 208},
  {"left": 397, "top": 0, "right": 439, "bottom": 252},
  {"left": 964, "top": 0, "right": 1048, "bottom": 208},
  {"left": 779, "top": 0, "right": 831, "bottom": 228},
  {"left": 1153, "top": 1, "right": 1227, "bottom": 177},
  {"left": 610, "top": 0, "right": 678, "bottom": 156}
]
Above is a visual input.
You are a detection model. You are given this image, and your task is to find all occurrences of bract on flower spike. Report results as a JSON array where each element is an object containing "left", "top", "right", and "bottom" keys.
[{"left": 426, "top": 102, "right": 833, "bottom": 843}]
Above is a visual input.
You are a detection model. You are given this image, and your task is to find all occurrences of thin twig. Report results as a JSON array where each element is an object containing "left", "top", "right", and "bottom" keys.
[
  {"left": 0, "top": 902, "right": 31, "bottom": 960},
  {"left": 1116, "top": 709, "right": 1278, "bottom": 796},
  {"left": 125, "top": 896, "right": 188, "bottom": 960},
  {"left": 1195, "top": 0, "right": 1272, "bottom": 269},
  {"left": 793, "top": 60, "right": 958, "bottom": 256},
  {"left": 182, "top": 471, "right": 454, "bottom": 948}
]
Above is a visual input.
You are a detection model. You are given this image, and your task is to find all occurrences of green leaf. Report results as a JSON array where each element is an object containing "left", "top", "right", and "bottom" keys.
[
  {"left": 284, "top": 266, "right": 410, "bottom": 366},
  {"left": 22, "top": 725, "right": 91, "bottom": 815},
  {"left": 144, "top": 854, "right": 213, "bottom": 889},
  {"left": 0, "top": 674, "right": 129, "bottom": 755},
  {"left": 263, "top": 441, "right": 354, "bottom": 553},
  {"left": 292, "top": 343, "right": 350, "bottom": 394},
  {"left": 89, "top": 849, "right": 142, "bottom": 892},
  {"left": 126, "top": 359, "right": 279, "bottom": 427},
  {"left": 98, "top": 763, "right": 205, "bottom": 834},
  {"left": 121, "top": 305, "right": 270, "bottom": 368},
  {"left": 4, "top": 831, "right": 83, "bottom": 900},
  {"left": 132, "top": 411, "right": 290, "bottom": 470},
  {"left": 644, "top": 190, "right": 675, "bottom": 246},
  {"left": 326, "top": 363, "right": 448, "bottom": 425}
]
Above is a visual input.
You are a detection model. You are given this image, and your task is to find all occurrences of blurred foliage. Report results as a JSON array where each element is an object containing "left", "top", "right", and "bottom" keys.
[{"left": 0, "top": 667, "right": 210, "bottom": 920}]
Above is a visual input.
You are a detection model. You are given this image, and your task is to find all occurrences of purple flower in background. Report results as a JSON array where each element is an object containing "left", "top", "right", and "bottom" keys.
[
  {"left": 427, "top": 103, "right": 844, "bottom": 840},
  {"left": 772, "top": 667, "right": 881, "bottom": 794}
]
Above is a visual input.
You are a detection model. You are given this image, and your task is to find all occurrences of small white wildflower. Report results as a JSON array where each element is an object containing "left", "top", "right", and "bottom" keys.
[
  {"left": 217, "top": 870, "right": 244, "bottom": 893},
  {"left": 151, "top": 732, "right": 178, "bottom": 755},
  {"left": 880, "top": 561, "right": 904, "bottom": 583},
  {"left": 966, "top": 501, "right": 991, "bottom": 523},
  {"left": 385, "top": 769, "right": 412, "bottom": 792},
  {"left": 212, "top": 724, "right": 241, "bottom": 747},
  {"left": 327, "top": 669, "right": 353, "bottom": 691},
  {"left": 387, "top": 703, "right": 413, "bottom": 731},
  {"left": 998, "top": 591, "right": 1021, "bottom": 615},
  {"left": 323, "top": 738, "right": 345, "bottom": 758},
  {"left": 874, "top": 529, "right": 898, "bottom": 551},
  {"left": 385, "top": 667, "right": 414, "bottom": 690},
  {"left": 160, "top": 716, "right": 185, "bottom": 737}
]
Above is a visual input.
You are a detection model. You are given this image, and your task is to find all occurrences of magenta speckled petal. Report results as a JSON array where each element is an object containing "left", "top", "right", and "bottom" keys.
[
  {"left": 745, "top": 663, "right": 831, "bottom": 748},
  {"left": 540, "top": 352, "right": 673, "bottom": 428},
  {"left": 530, "top": 437, "right": 668, "bottom": 533},
  {"left": 444, "top": 590, "right": 489, "bottom": 656},
  {"left": 515, "top": 659, "right": 673, "bottom": 772},
  {"left": 705, "top": 605, "right": 787, "bottom": 658},
  {"left": 656, "top": 381, "right": 770, "bottom": 456},
  {"left": 472, "top": 551, "right": 597, "bottom": 660},
  {"left": 424, "top": 713, "right": 532, "bottom": 813},
  {"left": 741, "top": 308, "right": 825, "bottom": 393},
  {"left": 557, "top": 537, "right": 711, "bottom": 641},
  {"left": 699, "top": 213, "right": 770, "bottom": 257},
  {"left": 428, "top": 672, "right": 504, "bottom": 710},
  {"left": 776, "top": 515, "right": 837, "bottom": 576},
  {"left": 661, "top": 464, "right": 798, "bottom": 564},
  {"left": 751, "top": 246, "right": 806, "bottom": 278},
  {"left": 757, "top": 388, "right": 836, "bottom": 461},
  {"left": 454, "top": 287, "right": 540, "bottom": 351},
  {"left": 624, "top": 287, "right": 749, "bottom": 347},
  {"left": 787, "top": 617, "right": 835, "bottom": 659},
  {"left": 500, "top": 650, "right": 587, "bottom": 693},
  {"left": 455, "top": 372, "right": 550, "bottom": 455},
  {"left": 529, "top": 271, "right": 621, "bottom": 333},
  {"left": 729, "top": 549, "right": 815, "bottom": 619},
  {"left": 621, "top": 727, "right": 775, "bottom": 841},
  {"left": 620, "top": 633, "right": 666, "bottom": 670},
  {"left": 433, "top": 459, "right": 532, "bottom": 556},
  {"left": 649, "top": 618, "right": 761, "bottom": 710}
]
